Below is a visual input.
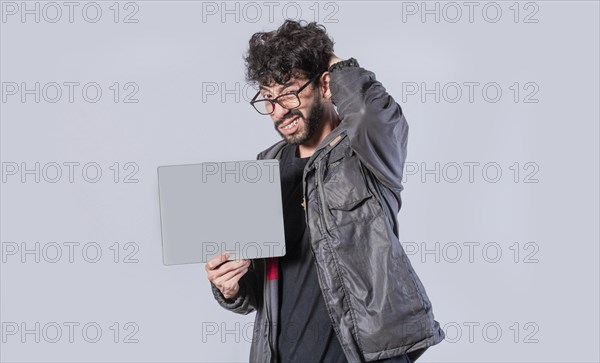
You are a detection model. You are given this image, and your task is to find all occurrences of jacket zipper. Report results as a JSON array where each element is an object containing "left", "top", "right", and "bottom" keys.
[
  {"left": 316, "top": 161, "right": 334, "bottom": 240},
  {"left": 263, "top": 260, "right": 273, "bottom": 363}
]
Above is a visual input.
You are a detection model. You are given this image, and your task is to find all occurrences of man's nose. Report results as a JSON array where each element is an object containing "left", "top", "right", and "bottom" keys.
[{"left": 271, "top": 102, "right": 289, "bottom": 122}]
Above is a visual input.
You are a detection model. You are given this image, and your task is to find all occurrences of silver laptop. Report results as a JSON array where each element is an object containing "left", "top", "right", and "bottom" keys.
[{"left": 158, "top": 160, "right": 286, "bottom": 265}]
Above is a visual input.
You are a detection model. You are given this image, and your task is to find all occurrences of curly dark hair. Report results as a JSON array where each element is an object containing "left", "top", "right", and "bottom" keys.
[{"left": 245, "top": 20, "right": 334, "bottom": 86}]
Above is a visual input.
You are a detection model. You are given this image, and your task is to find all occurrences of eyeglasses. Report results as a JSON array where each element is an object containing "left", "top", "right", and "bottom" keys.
[{"left": 250, "top": 72, "right": 323, "bottom": 115}]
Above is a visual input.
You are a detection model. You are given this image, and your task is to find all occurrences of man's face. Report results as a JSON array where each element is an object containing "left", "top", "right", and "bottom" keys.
[{"left": 259, "top": 76, "right": 324, "bottom": 146}]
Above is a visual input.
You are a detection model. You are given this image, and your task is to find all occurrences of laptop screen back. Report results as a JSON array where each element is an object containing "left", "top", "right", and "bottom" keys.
[{"left": 158, "top": 160, "right": 286, "bottom": 265}]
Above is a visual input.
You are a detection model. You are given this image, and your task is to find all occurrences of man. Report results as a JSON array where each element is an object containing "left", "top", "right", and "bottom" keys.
[{"left": 205, "top": 20, "right": 444, "bottom": 362}]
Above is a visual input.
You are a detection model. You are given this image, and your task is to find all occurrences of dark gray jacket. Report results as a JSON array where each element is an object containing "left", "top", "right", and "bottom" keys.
[{"left": 211, "top": 59, "right": 444, "bottom": 362}]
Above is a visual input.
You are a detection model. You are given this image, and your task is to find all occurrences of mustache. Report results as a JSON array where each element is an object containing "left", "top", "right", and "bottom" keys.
[{"left": 274, "top": 110, "right": 304, "bottom": 128}]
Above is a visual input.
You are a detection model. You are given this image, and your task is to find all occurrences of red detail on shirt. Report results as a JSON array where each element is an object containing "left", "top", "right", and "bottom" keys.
[{"left": 266, "top": 257, "right": 279, "bottom": 280}]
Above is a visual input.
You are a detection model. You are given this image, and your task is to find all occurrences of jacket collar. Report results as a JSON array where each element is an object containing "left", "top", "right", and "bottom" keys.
[
  {"left": 305, "top": 125, "right": 347, "bottom": 170},
  {"left": 258, "top": 124, "right": 348, "bottom": 169}
]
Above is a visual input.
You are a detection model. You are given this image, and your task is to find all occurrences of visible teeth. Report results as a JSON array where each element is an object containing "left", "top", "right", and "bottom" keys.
[{"left": 284, "top": 119, "right": 299, "bottom": 130}]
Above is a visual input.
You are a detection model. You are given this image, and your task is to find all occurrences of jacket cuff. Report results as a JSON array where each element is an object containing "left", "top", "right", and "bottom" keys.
[
  {"left": 329, "top": 61, "right": 375, "bottom": 111},
  {"left": 328, "top": 57, "right": 360, "bottom": 73},
  {"left": 210, "top": 281, "right": 246, "bottom": 309}
]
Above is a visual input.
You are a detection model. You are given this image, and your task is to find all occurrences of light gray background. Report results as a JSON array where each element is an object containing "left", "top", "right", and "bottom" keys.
[{"left": 1, "top": 1, "right": 598, "bottom": 362}]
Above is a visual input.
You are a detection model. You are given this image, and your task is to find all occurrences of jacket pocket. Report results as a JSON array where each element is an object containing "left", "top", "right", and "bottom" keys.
[
  {"left": 322, "top": 149, "right": 377, "bottom": 231},
  {"left": 329, "top": 189, "right": 373, "bottom": 211}
]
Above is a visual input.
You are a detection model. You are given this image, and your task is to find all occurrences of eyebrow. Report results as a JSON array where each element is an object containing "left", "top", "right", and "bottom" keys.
[{"left": 258, "top": 80, "right": 298, "bottom": 92}]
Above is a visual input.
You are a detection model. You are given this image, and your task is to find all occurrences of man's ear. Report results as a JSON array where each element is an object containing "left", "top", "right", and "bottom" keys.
[{"left": 319, "top": 72, "right": 332, "bottom": 101}]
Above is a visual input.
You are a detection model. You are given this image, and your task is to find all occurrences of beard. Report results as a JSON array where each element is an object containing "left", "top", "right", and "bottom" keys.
[{"left": 273, "top": 90, "right": 324, "bottom": 146}]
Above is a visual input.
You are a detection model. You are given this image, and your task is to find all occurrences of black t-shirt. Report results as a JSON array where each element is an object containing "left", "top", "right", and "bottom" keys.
[{"left": 277, "top": 143, "right": 347, "bottom": 363}]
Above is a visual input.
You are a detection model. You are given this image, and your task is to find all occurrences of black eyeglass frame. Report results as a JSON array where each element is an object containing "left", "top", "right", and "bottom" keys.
[{"left": 250, "top": 72, "right": 324, "bottom": 115}]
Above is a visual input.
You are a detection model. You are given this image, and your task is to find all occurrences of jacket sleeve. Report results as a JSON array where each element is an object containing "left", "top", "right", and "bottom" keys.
[
  {"left": 329, "top": 59, "right": 409, "bottom": 192},
  {"left": 210, "top": 259, "right": 261, "bottom": 315}
]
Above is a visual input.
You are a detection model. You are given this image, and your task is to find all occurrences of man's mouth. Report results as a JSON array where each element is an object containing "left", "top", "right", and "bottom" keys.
[{"left": 279, "top": 116, "right": 301, "bottom": 134}]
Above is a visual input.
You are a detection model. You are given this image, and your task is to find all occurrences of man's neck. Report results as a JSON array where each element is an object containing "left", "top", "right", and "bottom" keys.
[{"left": 297, "top": 109, "right": 340, "bottom": 158}]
